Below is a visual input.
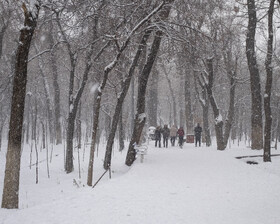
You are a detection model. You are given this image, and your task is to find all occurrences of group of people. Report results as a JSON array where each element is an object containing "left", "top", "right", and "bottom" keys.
[{"left": 154, "top": 123, "right": 203, "bottom": 148}]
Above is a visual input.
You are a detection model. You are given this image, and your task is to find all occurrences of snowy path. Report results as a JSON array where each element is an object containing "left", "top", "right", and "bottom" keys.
[{"left": 1, "top": 143, "right": 280, "bottom": 224}]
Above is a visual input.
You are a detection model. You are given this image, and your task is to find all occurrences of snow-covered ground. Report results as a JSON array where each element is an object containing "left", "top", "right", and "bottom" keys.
[{"left": 0, "top": 139, "right": 280, "bottom": 224}]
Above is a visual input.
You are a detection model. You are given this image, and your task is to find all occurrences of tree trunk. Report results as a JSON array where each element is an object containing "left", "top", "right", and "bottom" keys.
[
  {"left": 246, "top": 0, "right": 263, "bottom": 150},
  {"left": 162, "top": 64, "right": 177, "bottom": 127},
  {"left": 185, "top": 68, "right": 193, "bottom": 134},
  {"left": 87, "top": 2, "right": 167, "bottom": 178},
  {"left": 49, "top": 19, "right": 62, "bottom": 145},
  {"left": 194, "top": 72, "right": 211, "bottom": 147},
  {"left": 147, "top": 68, "right": 159, "bottom": 127},
  {"left": 126, "top": 31, "right": 164, "bottom": 166},
  {"left": 223, "top": 51, "right": 237, "bottom": 148},
  {"left": 126, "top": 1, "right": 174, "bottom": 165},
  {"left": 263, "top": 0, "right": 275, "bottom": 162},
  {"left": 118, "top": 109, "right": 125, "bottom": 151},
  {"left": 205, "top": 58, "right": 225, "bottom": 150},
  {"left": 1, "top": 3, "right": 39, "bottom": 209},
  {"left": 130, "top": 75, "right": 135, "bottom": 138},
  {"left": 103, "top": 29, "right": 152, "bottom": 170}
]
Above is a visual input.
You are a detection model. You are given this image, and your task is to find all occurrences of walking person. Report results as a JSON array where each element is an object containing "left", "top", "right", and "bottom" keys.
[
  {"left": 194, "top": 123, "right": 203, "bottom": 147},
  {"left": 155, "top": 126, "right": 162, "bottom": 148},
  {"left": 170, "top": 125, "right": 177, "bottom": 146},
  {"left": 162, "top": 124, "right": 170, "bottom": 148},
  {"left": 177, "top": 126, "right": 185, "bottom": 148}
]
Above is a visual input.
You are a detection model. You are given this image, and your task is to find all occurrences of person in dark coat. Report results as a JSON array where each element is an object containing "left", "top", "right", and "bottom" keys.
[
  {"left": 177, "top": 126, "right": 184, "bottom": 148},
  {"left": 162, "top": 124, "right": 170, "bottom": 148},
  {"left": 155, "top": 126, "right": 162, "bottom": 148},
  {"left": 194, "top": 123, "right": 203, "bottom": 147}
]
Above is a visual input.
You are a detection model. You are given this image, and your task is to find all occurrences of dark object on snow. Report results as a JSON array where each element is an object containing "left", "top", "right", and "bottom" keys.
[
  {"left": 246, "top": 160, "right": 258, "bottom": 165},
  {"left": 235, "top": 154, "right": 280, "bottom": 159}
]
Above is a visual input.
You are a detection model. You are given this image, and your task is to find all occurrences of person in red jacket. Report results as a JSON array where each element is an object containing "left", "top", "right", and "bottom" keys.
[{"left": 177, "top": 127, "right": 184, "bottom": 148}]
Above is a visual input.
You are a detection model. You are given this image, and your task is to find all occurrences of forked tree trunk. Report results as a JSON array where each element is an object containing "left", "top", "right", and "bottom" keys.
[
  {"left": 125, "top": 0, "right": 174, "bottom": 166},
  {"left": 204, "top": 57, "right": 236, "bottom": 150},
  {"left": 263, "top": 0, "right": 275, "bottom": 162},
  {"left": 87, "top": 3, "right": 167, "bottom": 182},
  {"left": 1, "top": 3, "right": 40, "bottom": 209},
  {"left": 126, "top": 31, "right": 164, "bottom": 166},
  {"left": 205, "top": 58, "right": 225, "bottom": 150},
  {"left": 103, "top": 29, "right": 152, "bottom": 170},
  {"left": 246, "top": 0, "right": 263, "bottom": 150}
]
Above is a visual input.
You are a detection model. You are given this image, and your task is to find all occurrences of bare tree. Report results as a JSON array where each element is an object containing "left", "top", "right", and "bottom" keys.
[
  {"left": 1, "top": 2, "right": 40, "bottom": 209},
  {"left": 263, "top": 0, "right": 275, "bottom": 162},
  {"left": 102, "top": 28, "right": 152, "bottom": 172},
  {"left": 246, "top": 0, "right": 263, "bottom": 149},
  {"left": 126, "top": 0, "right": 175, "bottom": 166},
  {"left": 202, "top": 56, "right": 237, "bottom": 150},
  {"left": 88, "top": 1, "right": 167, "bottom": 178}
]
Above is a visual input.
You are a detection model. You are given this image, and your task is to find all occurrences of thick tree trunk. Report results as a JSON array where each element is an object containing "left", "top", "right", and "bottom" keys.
[
  {"left": 130, "top": 75, "right": 135, "bottom": 138},
  {"left": 223, "top": 51, "right": 237, "bottom": 148},
  {"left": 126, "top": 31, "right": 164, "bottom": 166},
  {"left": 49, "top": 20, "right": 62, "bottom": 145},
  {"left": 103, "top": 29, "right": 152, "bottom": 170},
  {"left": 263, "top": 0, "right": 275, "bottom": 162},
  {"left": 118, "top": 109, "right": 125, "bottom": 151},
  {"left": 185, "top": 68, "right": 193, "bottom": 134},
  {"left": 194, "top": 71, "right": 211, "bottom": 146},
  {"left": 246, "top": 0, "right": 263, "bottom": 150},
  {"left": 205, "top": 58, "right": 225, "bottom": 150},
  {"left": 126, "top": 0, "right": 175, "bottom": 165},
  {"left": 1, "top": 3, "right": 39, "bottom": 209},
  {"left": 147, "top": 68, "right": 159, "bottom": 127},
  {"left": 223, "top": 76, "right": 236, "bottom": 147},
  {"left": 87, "top": 2, "right": 168, "bottom": 176},
  {"left": 202, "top": 96, "right": 211, "bottom": 147},
  {"left": 87, "top": 92, "right": 100, "bottom": 186}
]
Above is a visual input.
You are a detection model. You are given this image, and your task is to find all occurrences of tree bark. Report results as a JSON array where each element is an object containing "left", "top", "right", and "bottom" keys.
[
  {"left": 194, "top": 72, "right": 211, "bottom": 147},
  {"left": 205, "top": 58, "right": 225, "bottom": 150},
  {"left": 87, "top": 2, "right": 167, "bottom": 180},
  {"left": 263, "top": 0, "right": 275, "bottom": 162},
  {"left": 49, "top": 19, "right": 62, "bottom": 145},
  {"left": 103, "top": 29, "right": 152, "bottom": 170},
  {"left": 184, "top": 68, "right": 193, "bottom": 134},
  {"left": 246, "top": 0, "right": 263, "bottom": 150},
  {"left": 126, "top": 32, "right": 163, "bottom": 166},
  {"left": 162, "top": 64, "right": 177, "bottom": 127},
  {"left": 223, "top": 51, "right": 237, "bottom": 148},
  {"left": 147, "top": 68, "right": 159, "bottom": 127},
  {"left": 118, "top": 109, "right": 125, "bottom": 151},
  {"left": 1, "top": 3, "right": 40, "bottom": 209},
  {"left": 125, "top": 0, "right": 174, "bottom": 166}
]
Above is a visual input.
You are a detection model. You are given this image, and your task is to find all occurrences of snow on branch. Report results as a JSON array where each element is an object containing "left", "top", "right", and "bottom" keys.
[
  {"left": 23, "top": 0, "right": 40, "bottom": 19},
  {"left": 215, "top": 113, "right": 223, "bottom": 125},
  {"left": 104, "top": 1, "right": 166, "bottom": 74}
]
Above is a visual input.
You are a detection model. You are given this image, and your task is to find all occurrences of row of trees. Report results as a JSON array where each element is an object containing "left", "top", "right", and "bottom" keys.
[{"left": 1, "top": 0, "right": 280, "bottom": 209}]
